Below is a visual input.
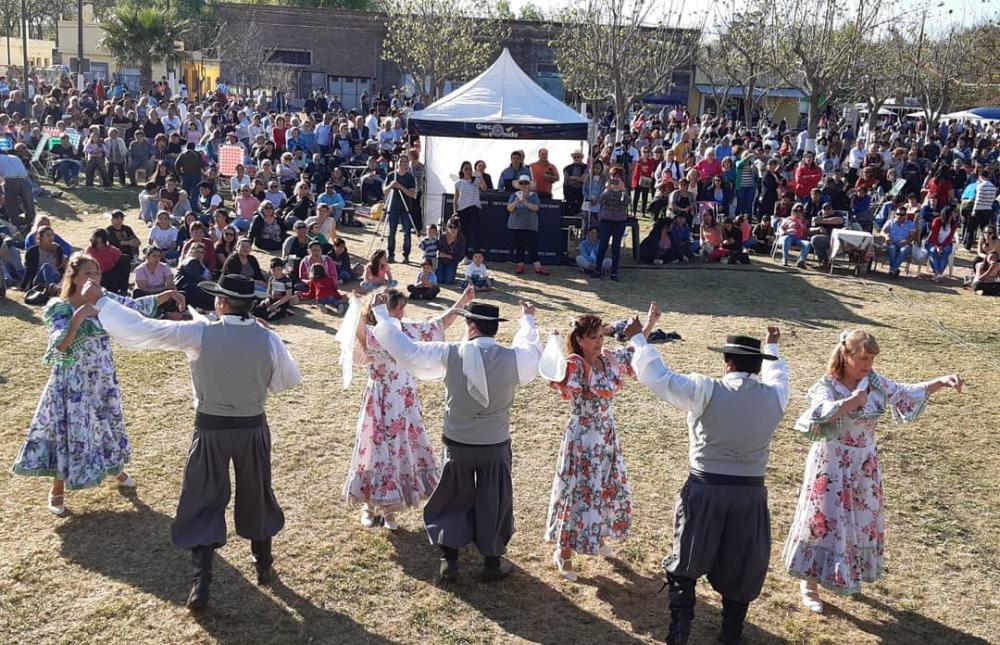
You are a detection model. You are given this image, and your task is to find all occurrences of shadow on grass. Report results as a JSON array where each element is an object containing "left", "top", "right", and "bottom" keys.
[
  {"left": 822, "top": 593, "right": 990, "bottom": 645},
  {"left": 0, "top": 294, "right": 40, "bottom": 323},
  {"left": 586, "top": 560, "right": 791, "bottom": 644},
  {"left": 55, "top": 501, "right": 399, "bottom": 645},
  {"left": 387, "top": 527, "right": 646, "bottom": 645}
]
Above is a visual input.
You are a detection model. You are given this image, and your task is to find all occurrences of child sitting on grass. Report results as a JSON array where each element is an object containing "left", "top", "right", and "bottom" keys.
[
  {"left": 419, "top": 223, "right": 439, "bottom": 267},
  {"left": 331, "top": 238, "right": 364, "bottom": 284},
  {"left": 360, "top": 249, "right": 397, "bottom": 292},
  {"left": 301, "top": 263, "right": 347, "bottom": 315},
  {"left": 254, "top": 257, "right": 298, "bottom": 320},
  {"left": 462, "top": 250, "right": 492, "bottom": 290},
  {"left": 407, "top": 259, "right": 440, "bottom": 300}
]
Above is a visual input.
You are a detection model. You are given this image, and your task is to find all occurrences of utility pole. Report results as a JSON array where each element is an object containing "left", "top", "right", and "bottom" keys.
[
  {"left": 77, "top": 0, "right": 84, "bottom": 90},
  {"left": 19, "top": 0, "right": 27, "bottom": 93},
  {"left": 6, "top": 18, "right": 11, "bottom": 69}
]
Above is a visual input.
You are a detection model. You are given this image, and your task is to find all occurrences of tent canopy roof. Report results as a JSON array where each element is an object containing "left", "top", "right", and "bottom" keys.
[{"left": 409, "top": 49, "right": 587, "bottom": 140}]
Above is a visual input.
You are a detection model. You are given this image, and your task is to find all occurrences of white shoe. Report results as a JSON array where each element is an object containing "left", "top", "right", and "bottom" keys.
[
  {"left": 598, "top": 543, "right": 616, "bottom": 558},
  {"left": 653, "top": 259, "right": 664, "bottom": 265},
  {"left": 115, "top": 473, "right": 137, "bottom": 488},
  {"left": 47, "top": 491, "right": 65, "bottom": 516},
  {"left": 360, "top": 506, "right": 376, "bottom": 528},
  {"left": 383, "top": 514, "right": 399, "bottom": 531},
  {"left": 553, "top": 549, "right": 577, "bottom": 582},
  {"left": 800, "top": 580, "right": 824, "bottom": 613}
]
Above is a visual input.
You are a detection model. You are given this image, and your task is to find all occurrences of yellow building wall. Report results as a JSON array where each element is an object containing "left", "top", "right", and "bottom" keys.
[
  {"left": 56, "top": 3, "right": 172, "bottom": 81},
  {"left": 182, "top": 59, "right": 220, "bottom": 98},
  {"left": 0, "top": 37, "right": 57, "bottom": 72}
]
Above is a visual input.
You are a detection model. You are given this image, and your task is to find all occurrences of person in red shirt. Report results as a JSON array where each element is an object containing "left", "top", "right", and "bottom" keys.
[
  {"left": 695, "top": 147, "right": 723, "bottom": 183},
  {"left": 529, "top": 148, "right": 560, "bottom": 199},
  {"left": 85, "top": 228, "right": 131, "bottom": 295},
  {"left": 793, "top": 151, "right": 823, "bottom": 200},
  {"left": 631, "top": 146, "right": 658, "bottom": 215},
  {"left": 300, "top": 263, "right": 345, "bottom": 315},
  {"left": 925, "top": 166, "right": 954, "bottom": 205}
]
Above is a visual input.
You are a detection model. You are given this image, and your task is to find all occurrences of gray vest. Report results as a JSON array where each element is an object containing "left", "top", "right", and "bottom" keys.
[
  {"left": 690, "top": 377, "right": 785, "bottom": 477},
  {"left": 442, "top": 343, "right": 518, "bottom": 444},
  {"left": 191, "top": 320, "right": 273, "bottom": 417}
]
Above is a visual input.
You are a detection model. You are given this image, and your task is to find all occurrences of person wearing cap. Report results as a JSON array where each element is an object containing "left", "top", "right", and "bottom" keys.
[
  {"left": 81, "top": 273, "right": 301, "bottom": 612},
  {"left": 622, "top": 304, "right": 789, "bottom": 645},
  {"left": 506, "top": 175, "right": 548, "bottom": 276},
  {"left": 562, "top": 150, "right": 588, "bottom": 218},
  {"left": 807, "top": 203, "right": 847, "bottom": 267},
  {"left": 372, "top": 294, "right": 543, "bottom": 583}
]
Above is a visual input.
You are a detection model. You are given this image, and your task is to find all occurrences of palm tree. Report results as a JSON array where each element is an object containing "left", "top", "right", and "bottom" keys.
[{"left": 101, "top": 5, "right": 191, "bottom": 91}]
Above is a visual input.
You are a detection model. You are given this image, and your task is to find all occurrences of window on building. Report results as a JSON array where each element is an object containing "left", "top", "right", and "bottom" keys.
[{"left": 267, "top": 50, "right": 311, "bottom": 66}]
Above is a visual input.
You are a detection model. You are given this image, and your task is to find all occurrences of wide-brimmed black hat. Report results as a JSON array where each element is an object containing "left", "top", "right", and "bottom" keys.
[
  {"left": 707, "top": 335, "right": 777, "bottom": 360},
  {"left": 199, "top": 274, "right": 259, "bottom": 300},
  {"left": 456, "top": 301, "right": 508, "bottom": 322}
]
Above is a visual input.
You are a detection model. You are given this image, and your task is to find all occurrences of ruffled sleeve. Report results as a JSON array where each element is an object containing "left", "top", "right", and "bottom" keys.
[
  {"left": 550, "top": 355, "right": 586, "bottom": 400},
  {"left": 869, "top": 372, "right": 930, "bottom": 424},
  {"left": 609, "top": 346, "right": 636, "bottom": 380},
  {"left": 41, "top": 300, "right": 76, "bottom": 366},
  {"left": 404, "top": 319, "right": 444, "bottom": 342},
  {"left": 794, "top": 377, "right": 847, "bottom": 441},
  {"left": 103, "top": 291, "right": 159, "bottom": 318}
]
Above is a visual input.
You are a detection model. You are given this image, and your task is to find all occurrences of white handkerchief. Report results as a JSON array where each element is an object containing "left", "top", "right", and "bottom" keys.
[
  {"left": 334, "top": 295, "right": 364, "bottom": 390},
  {"left": 459, "top": 341, "right": 489, "bottom": 407}
]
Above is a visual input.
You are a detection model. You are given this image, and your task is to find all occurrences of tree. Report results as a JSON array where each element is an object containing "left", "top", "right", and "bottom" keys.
[
  {"left": 712, "top": 0, "right": 782, "bottom": 127},
  {"left": 853, "top": 28, "right": 912, "bottom": 136},
  {"left": 101, "top": 4, "right": 190, "bottom": 90},
  {"left": 551, "top": 0, "right": 703, "bottom": 136},
  {"left": 381, "top": 0, "right": 510, "bottom": 102},
  {"left": 518, "top": 3, "right": 544, "bottom": 21},
  {"left": 697, "top": 41, "right": 736, "bottom": 118},
  {"left": 906, "top": 11, "right": 969, "bottom": 131},
  {"left": 767, "top": 0, "right": 888, "bottom": 147}
]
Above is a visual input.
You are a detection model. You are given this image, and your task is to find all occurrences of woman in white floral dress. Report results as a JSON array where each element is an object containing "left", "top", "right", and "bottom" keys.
[
  {"left": 545, "top": 311, "right": 658, "bottom": 581},
  {"left": 343, "top": 286, "right": 474, "bottom": 530},
  {"left": 11, "top": 253, "right": 184, "bottom": 515},
  {"left": 783, "top": 330, "right": 963, "bottom": 613}
]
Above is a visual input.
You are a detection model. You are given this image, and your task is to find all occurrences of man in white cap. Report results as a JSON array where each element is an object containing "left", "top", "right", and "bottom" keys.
[{"left": 82, "top": 273, "right": 301, "bottom": 612}]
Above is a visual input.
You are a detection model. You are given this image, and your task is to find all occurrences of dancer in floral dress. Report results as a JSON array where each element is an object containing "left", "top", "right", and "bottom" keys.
[
  {"left": 544, "top": 313, "right": 656, "bottom": 581},
  {"left": 342, "top": 286, "right": 474, "bottom": 530},
  {"left": 783, "top": 329, "right": 963, "bottom": 613},
  {"left": 11, "top": 253, "right": 184, "bottom": 515}
]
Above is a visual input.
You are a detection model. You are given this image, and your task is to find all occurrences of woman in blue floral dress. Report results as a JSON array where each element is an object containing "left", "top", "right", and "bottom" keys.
[
  {"left": 544, "top": 313, "right": 657, "bottom": 581},
  {"left": 783, "top": 330, "right": 963, "bottom": 613},
  {"left": 11, "top": 253, "right": 183, "bottom": 515}
]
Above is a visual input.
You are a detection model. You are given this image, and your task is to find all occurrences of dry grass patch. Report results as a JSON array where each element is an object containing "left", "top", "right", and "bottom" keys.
[{"left": 1, "top": 187, "right": 998, "bottom": 644}]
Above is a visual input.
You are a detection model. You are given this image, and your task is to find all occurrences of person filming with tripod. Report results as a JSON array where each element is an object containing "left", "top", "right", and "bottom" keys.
[{"left": 383, "top": 155, "right": 418, "bottom": 263}]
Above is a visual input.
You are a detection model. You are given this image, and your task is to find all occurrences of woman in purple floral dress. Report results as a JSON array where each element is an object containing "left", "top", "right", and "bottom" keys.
[
  {"left": 11, "top": 253, "right": 184, "bottom": 515},
  {"left": 342, "top": 287, "right": 474, "bottom": 531},
  {"left": 545, "top": 313, "right": 656, "bottom": 581},
  {"left": 783, "top": 330, "right": 963, "bottom": 613}
]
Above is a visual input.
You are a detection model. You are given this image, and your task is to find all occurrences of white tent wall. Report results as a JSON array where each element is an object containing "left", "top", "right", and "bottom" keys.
[{"left": 421, "top": 137, "right": 586, "bottom": 227}]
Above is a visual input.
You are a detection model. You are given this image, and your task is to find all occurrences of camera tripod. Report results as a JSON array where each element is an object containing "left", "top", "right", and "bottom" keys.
[{"left": 366, "top": 172, "right": 421, "bottom": 259}]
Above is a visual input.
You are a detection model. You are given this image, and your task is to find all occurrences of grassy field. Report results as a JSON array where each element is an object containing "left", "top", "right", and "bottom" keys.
[{"left": 1, "top": 186, "right": 998, "bottom": 645}]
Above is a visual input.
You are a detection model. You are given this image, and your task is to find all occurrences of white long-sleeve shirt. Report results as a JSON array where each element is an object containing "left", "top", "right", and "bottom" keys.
[
  {"left": 630, "top": 334, "right": 791, "bottom": 475},
  {"left": 94, "top": 296, "right": 301, "bottom": 398},
  {"left": 371, "top": 305, "right": 541, "bottom": 385}
]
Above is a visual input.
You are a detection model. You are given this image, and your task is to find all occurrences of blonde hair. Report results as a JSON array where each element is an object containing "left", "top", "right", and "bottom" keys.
[
  {"left": 827, "top": 330, "right": 880, "bottom": 378},
  {"left": 60, "top": 254, "right": 98, "bottom": 300}
]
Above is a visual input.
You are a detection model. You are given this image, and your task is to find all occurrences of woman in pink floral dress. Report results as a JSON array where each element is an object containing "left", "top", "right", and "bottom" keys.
[
  {"left": 342, "top": 287, "right": 474, "bottom": 530},
  {"left": 783, "top": 330, "right": 963, "bottom": 613},
  {"left": 545, "top": 312, "right": 657, "bottom": 581}
]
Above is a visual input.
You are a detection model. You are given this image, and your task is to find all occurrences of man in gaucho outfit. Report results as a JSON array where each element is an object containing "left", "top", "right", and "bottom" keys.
[
  {"left": 372, "top": 294, "right": 542, "bottom": 583},
  {"left": 83, "top": 274, "right": 301, "bottom": 612},
  {"left": 624, "top": 310, "right": 789, "bottom": 645}
]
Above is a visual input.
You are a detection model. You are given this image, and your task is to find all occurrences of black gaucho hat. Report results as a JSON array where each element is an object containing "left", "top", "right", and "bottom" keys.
[
  {"left": 456, "top": 301, "right": 508, "bottom": 322},
  {"left": 707, "top": 335, "right": 777, "bottom": 360},
  {"left": 199, "top": 274, "right": 259, "bottom": 300}
]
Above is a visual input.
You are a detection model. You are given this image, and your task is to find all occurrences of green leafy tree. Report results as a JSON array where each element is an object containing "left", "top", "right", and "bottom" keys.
[
  {"left": 551, "top": 0, "right": 703, "bottom": 135},
  {"left": 381, "top": 0, "right": 510, "bottom": 102},
  {"left": 100, "top": 4, "right": 190, "bottom": 90}
]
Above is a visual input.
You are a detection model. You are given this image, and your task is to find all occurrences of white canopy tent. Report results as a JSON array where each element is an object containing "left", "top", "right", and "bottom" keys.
[{"left": 410, "top": 49, "right": 589, "bottom": 225}]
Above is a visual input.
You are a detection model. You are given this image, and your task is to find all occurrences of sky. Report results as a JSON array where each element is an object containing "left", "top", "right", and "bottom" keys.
[{"left": 503, "top": 0, "right": 994, "bottom": 31}]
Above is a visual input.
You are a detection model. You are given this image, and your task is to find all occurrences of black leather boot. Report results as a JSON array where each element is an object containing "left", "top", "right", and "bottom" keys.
[
  {"left": 719, "top": 598, "right": 749, "bottom": 645},
  {"left": 186, "top": 546, "right": 214, "bottom": 612},
  {"left": 666, "top": 574, "right": 696, "bottom": 645},
  {"left": 251, "top": 538, "right": 274, "bottom": 585}
]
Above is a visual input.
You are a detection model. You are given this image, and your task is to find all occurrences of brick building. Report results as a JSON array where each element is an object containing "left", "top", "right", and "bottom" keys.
[{"left": 216, "top": 3, "right": 693, "bottom": 112}]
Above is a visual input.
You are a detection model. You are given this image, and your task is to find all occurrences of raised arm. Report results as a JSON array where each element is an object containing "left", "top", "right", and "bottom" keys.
[
  {"left": 438, "top": 284, "right": 475, "bottom": 330},
  {"left": 512, "top": 301, "right": 543, "bottom": 385},
  {"left": 759, "top": 326, "right": 790, "bottom": 412},
  {"left": 371, "top": 302, "right": 449, "bottom": 381},
  {"left": 85, "top": 282, "right": 205, "bottom": 360}
]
